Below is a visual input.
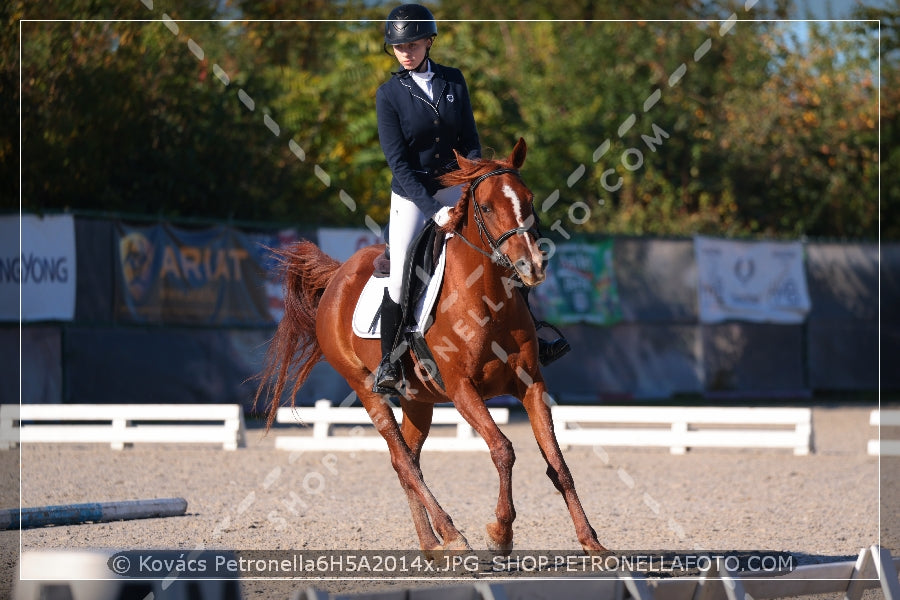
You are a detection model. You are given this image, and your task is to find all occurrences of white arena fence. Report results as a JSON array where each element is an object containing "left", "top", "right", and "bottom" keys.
[
  {"left": 551, "top": 406, "right": 813, "bottom": 455},
  {"left": 868, "top": 409, "right": 900, "bottom": 456},
  {"left": 275, "top": 399, "right": 509, "bottom": 452},
  {"left": 274, "top": 401, "right": 814, "bottom": 455},
  {"left": 0, "top": 402, "right": 822, "bottom": 455},
  {"left": 0, "top": 403, "right": 246, "bottom": 450}
]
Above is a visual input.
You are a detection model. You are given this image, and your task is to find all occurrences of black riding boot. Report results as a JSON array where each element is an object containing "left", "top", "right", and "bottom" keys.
[
  {"left": 372, "top": 289, "right": 404, "bottom": 394},
  {"left": 519, "top": 287, "right": 571, "bottom": 366}
]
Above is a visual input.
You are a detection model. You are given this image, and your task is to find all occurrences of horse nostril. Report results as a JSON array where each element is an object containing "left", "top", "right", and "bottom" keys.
[{"left": 514, "top": 258, "right": 532, "bottom": 277}]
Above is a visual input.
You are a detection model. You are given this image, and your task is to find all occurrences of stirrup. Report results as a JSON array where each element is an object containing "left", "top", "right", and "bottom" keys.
[
  {"left": 372, "top": 355, "right": 402, "bottom": 394},
  {"left": 539, "top": 338, "right": 571, "bottom": 366},
  {"left": 536, "top": 320, "right": 571, "bottom": 366}
]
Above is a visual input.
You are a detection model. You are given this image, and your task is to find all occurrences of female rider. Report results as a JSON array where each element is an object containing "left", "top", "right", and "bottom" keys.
[{"left": 373, "top": 4, "right": 568, "bottom": 393}]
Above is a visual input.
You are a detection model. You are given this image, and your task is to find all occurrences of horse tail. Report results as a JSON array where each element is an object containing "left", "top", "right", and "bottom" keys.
[{"left": 254, "top": 240, "right": 341, "bottom": 430}]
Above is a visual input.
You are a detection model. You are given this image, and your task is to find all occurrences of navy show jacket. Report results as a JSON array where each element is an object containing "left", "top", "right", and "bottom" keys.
[{"left": 376, "top": 61, "right": 481, "bottom": 214}]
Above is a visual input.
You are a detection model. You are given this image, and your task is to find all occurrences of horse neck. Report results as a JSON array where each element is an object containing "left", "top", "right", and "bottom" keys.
[{"left": 447, "top": 208, "right": 523, "bottom": 315}]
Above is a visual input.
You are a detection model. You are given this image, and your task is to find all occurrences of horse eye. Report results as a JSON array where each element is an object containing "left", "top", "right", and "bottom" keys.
[{"left": 480, "top": 204, "right": 492, "bottom": 213}]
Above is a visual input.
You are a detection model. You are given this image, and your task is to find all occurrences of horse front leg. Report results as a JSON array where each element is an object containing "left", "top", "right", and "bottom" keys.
[
  {"left": 452, "top": 380, "right": 516, "bottom": 555},
  {"left": 521, "top": 382, "right": 608, "bottom": 554}
]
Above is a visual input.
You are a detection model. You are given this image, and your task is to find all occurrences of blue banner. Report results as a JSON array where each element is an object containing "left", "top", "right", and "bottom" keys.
[{"left": 115, "top": 223, "right": 278, "bottom": 326}]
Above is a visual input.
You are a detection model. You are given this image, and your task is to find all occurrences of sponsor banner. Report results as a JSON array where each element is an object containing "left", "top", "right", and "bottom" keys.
[
  {"left": 694, "top": 236, "right": 811, "bottom": 324},
  {"left": 532, "top": 240, "right": 623, "bottom": 326},
  {"left": 318, "top": 227, "right": 383, "bottom": 263},
  {"left": 0, "top": 214, "right": 76, "bottom": 322},
  {"left": 115, "top": 222, "right": 280, "bottom": 325}
]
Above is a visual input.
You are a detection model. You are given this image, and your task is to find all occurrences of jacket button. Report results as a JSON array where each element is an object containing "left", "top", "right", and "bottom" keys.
[
  {"left": 435, "top": 137, "right": 440, "bottom": 142},
  {"left": 433, "top": 119, "right": 440, "bottom": 125},
  {"left": 434, "top": 153, "right": 440, "bottom": 159}
]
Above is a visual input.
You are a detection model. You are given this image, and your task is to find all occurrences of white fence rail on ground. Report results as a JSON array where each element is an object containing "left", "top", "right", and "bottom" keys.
[
  {"left": 275, "top": 399, "right": 509, "bottom": 452},
  {"left": 550, "top": 406, "right": 813, "bottom": 455},
  {"left": 298, "top": 546, "right": 900, "bottom": 600},
  {"left": 868, "top": 409, "right": 900, "bottom": 456},
  {"left": 0, "top": 404, "right": 246, "bottom": 450}
]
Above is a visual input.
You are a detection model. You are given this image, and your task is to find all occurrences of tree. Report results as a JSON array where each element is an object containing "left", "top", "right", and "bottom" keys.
[
  {"left": 715, "top": 20, "right": 880, "bottom": 238},
  {"left": 4, "top": 0, "right": 890, "bottom": 240}
]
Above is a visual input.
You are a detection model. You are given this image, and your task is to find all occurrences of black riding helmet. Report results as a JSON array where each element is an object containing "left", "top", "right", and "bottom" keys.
[{"left": 383, "top": 4, "right": 437, "bottom": 69}]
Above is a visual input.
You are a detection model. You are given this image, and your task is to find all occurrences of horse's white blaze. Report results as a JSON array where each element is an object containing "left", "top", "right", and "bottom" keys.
[
  {"left": 503, "top": 184, "right": 524, "bottom": 226},
  {"left": 502, "top": 184, "right": 543, "bottom": 280}
]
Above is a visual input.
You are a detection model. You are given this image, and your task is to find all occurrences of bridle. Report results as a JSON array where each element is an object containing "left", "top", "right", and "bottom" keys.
[{"left": 454, "top": 168, "right": 541, "bottom": 271}]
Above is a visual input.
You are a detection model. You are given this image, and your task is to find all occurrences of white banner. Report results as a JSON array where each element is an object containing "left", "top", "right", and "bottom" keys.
[
  {"left": 694, "top": 236, "right": 811, "bottom": 324},
  {"left": 0, "top": 214, "right": 77, "bottom": 322},
  {"left": 317, "top": 227, "right": 384, "bottom": 263}
]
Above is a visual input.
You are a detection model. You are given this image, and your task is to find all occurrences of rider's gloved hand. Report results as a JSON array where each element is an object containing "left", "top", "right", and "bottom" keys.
[{"left": 433, "top": 206, "right": 452, "bottom": 227}]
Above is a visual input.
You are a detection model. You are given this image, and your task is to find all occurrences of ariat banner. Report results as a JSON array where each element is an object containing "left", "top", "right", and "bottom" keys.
[
  {"left": 694, "top": 236, "right": 811, "bottom": 324},
  {"left": 0, "top": 214, "right": 76, "bottom": 322},
  {"left": 115, "top": 222, "right": 275, "bottom": 325},
  {"left": 533, "top": 241, "right": 622, "bottom": 326}
]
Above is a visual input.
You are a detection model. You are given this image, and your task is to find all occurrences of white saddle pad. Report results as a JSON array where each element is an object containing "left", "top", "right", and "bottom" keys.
[{"left": 352, "top": 239, "right": 448, "bottom": 339}]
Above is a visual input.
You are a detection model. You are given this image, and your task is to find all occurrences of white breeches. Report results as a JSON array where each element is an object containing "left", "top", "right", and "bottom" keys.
[{"left": 387, "top": 184, "right": 463, "bottom": 303}]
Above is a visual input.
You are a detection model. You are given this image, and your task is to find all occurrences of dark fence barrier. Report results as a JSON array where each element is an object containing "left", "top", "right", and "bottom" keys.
[{"left": 5, "top": 216, "right": 895, "bottom": 410}]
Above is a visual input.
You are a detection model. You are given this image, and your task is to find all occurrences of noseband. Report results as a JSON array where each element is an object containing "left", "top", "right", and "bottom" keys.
[{"left": 456, "top": 168, "right": 541, "bottom": 271}]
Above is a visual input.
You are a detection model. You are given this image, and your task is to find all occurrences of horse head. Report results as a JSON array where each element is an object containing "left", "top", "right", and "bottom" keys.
[{"left": 439, "top": 138, "right": 546, "bottom": 287}]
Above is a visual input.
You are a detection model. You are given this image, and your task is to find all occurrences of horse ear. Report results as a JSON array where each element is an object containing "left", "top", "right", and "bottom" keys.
[
  {"left": 509, "top": 137, "right": 527, "bottom": 169},
  {"left": 454, "top": 149, "right": 478, "bottom": 171}
]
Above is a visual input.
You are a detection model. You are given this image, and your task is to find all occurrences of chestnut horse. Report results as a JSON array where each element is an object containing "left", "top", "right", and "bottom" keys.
[{"left": 256, "top": 138, "right": 606, "bottom": 557}]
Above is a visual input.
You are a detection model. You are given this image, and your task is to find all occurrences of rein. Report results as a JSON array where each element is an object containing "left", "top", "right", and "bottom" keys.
[{"left": 455, "top": 168, "right": 540, "bottom": 271}]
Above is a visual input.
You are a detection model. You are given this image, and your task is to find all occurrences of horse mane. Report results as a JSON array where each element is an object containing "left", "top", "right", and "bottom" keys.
[{"left": 436, "top": 152, "right": 517, "bottom": 232}]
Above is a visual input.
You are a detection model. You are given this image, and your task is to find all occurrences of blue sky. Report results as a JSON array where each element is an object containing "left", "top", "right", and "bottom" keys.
[{"left": 762, "top": 0, "right": 893, "bottom": 19}]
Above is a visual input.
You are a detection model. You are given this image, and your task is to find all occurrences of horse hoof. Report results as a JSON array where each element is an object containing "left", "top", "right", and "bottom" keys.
[
  {"left": 422, "top": 535, "right": 472, "bottom": 562},
  {"left": 443, "top": 536, "right": 472, "bottom": 552},
  {"left": 423, "top": 537, "right": 472, "bottom": 564},
  {"left": 486, "top": 523, "right": 513, "bottom": 556},
  {"left": 582, "top": 541, "right": 611, "bottom": 555},
  {"left": 422, "top": 546, "right": 440, "bottom": 562},
  {"left": 487, "top": 539, "right": 514, "bottom": 556}
]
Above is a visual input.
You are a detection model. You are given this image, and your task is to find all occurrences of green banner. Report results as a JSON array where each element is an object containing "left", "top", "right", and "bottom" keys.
[{"left": 533, "top": 241, "right": 622, "bottom": 326}]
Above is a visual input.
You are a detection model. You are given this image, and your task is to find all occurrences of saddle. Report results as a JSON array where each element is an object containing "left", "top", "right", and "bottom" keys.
[{"left": 353, "top": 221, "right": 449, "bottom": 389}]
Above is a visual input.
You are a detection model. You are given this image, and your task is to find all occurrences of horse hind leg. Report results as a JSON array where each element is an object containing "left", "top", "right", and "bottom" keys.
[
  {"left": 397, "top": 399, "right": 442, "bottom": 558},
  {"left": 355, "top": 389, "right": 471, "bottom": 556}
]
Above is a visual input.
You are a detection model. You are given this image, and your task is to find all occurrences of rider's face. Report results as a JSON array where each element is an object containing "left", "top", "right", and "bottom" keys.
[{"left": 392, "top": 39, "right": 431, "bottom": 71}]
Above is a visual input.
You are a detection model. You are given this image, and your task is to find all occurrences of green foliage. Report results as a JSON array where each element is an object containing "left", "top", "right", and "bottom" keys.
[{"left": 3, "top": 0, "right": 891, "bottom": 239}]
